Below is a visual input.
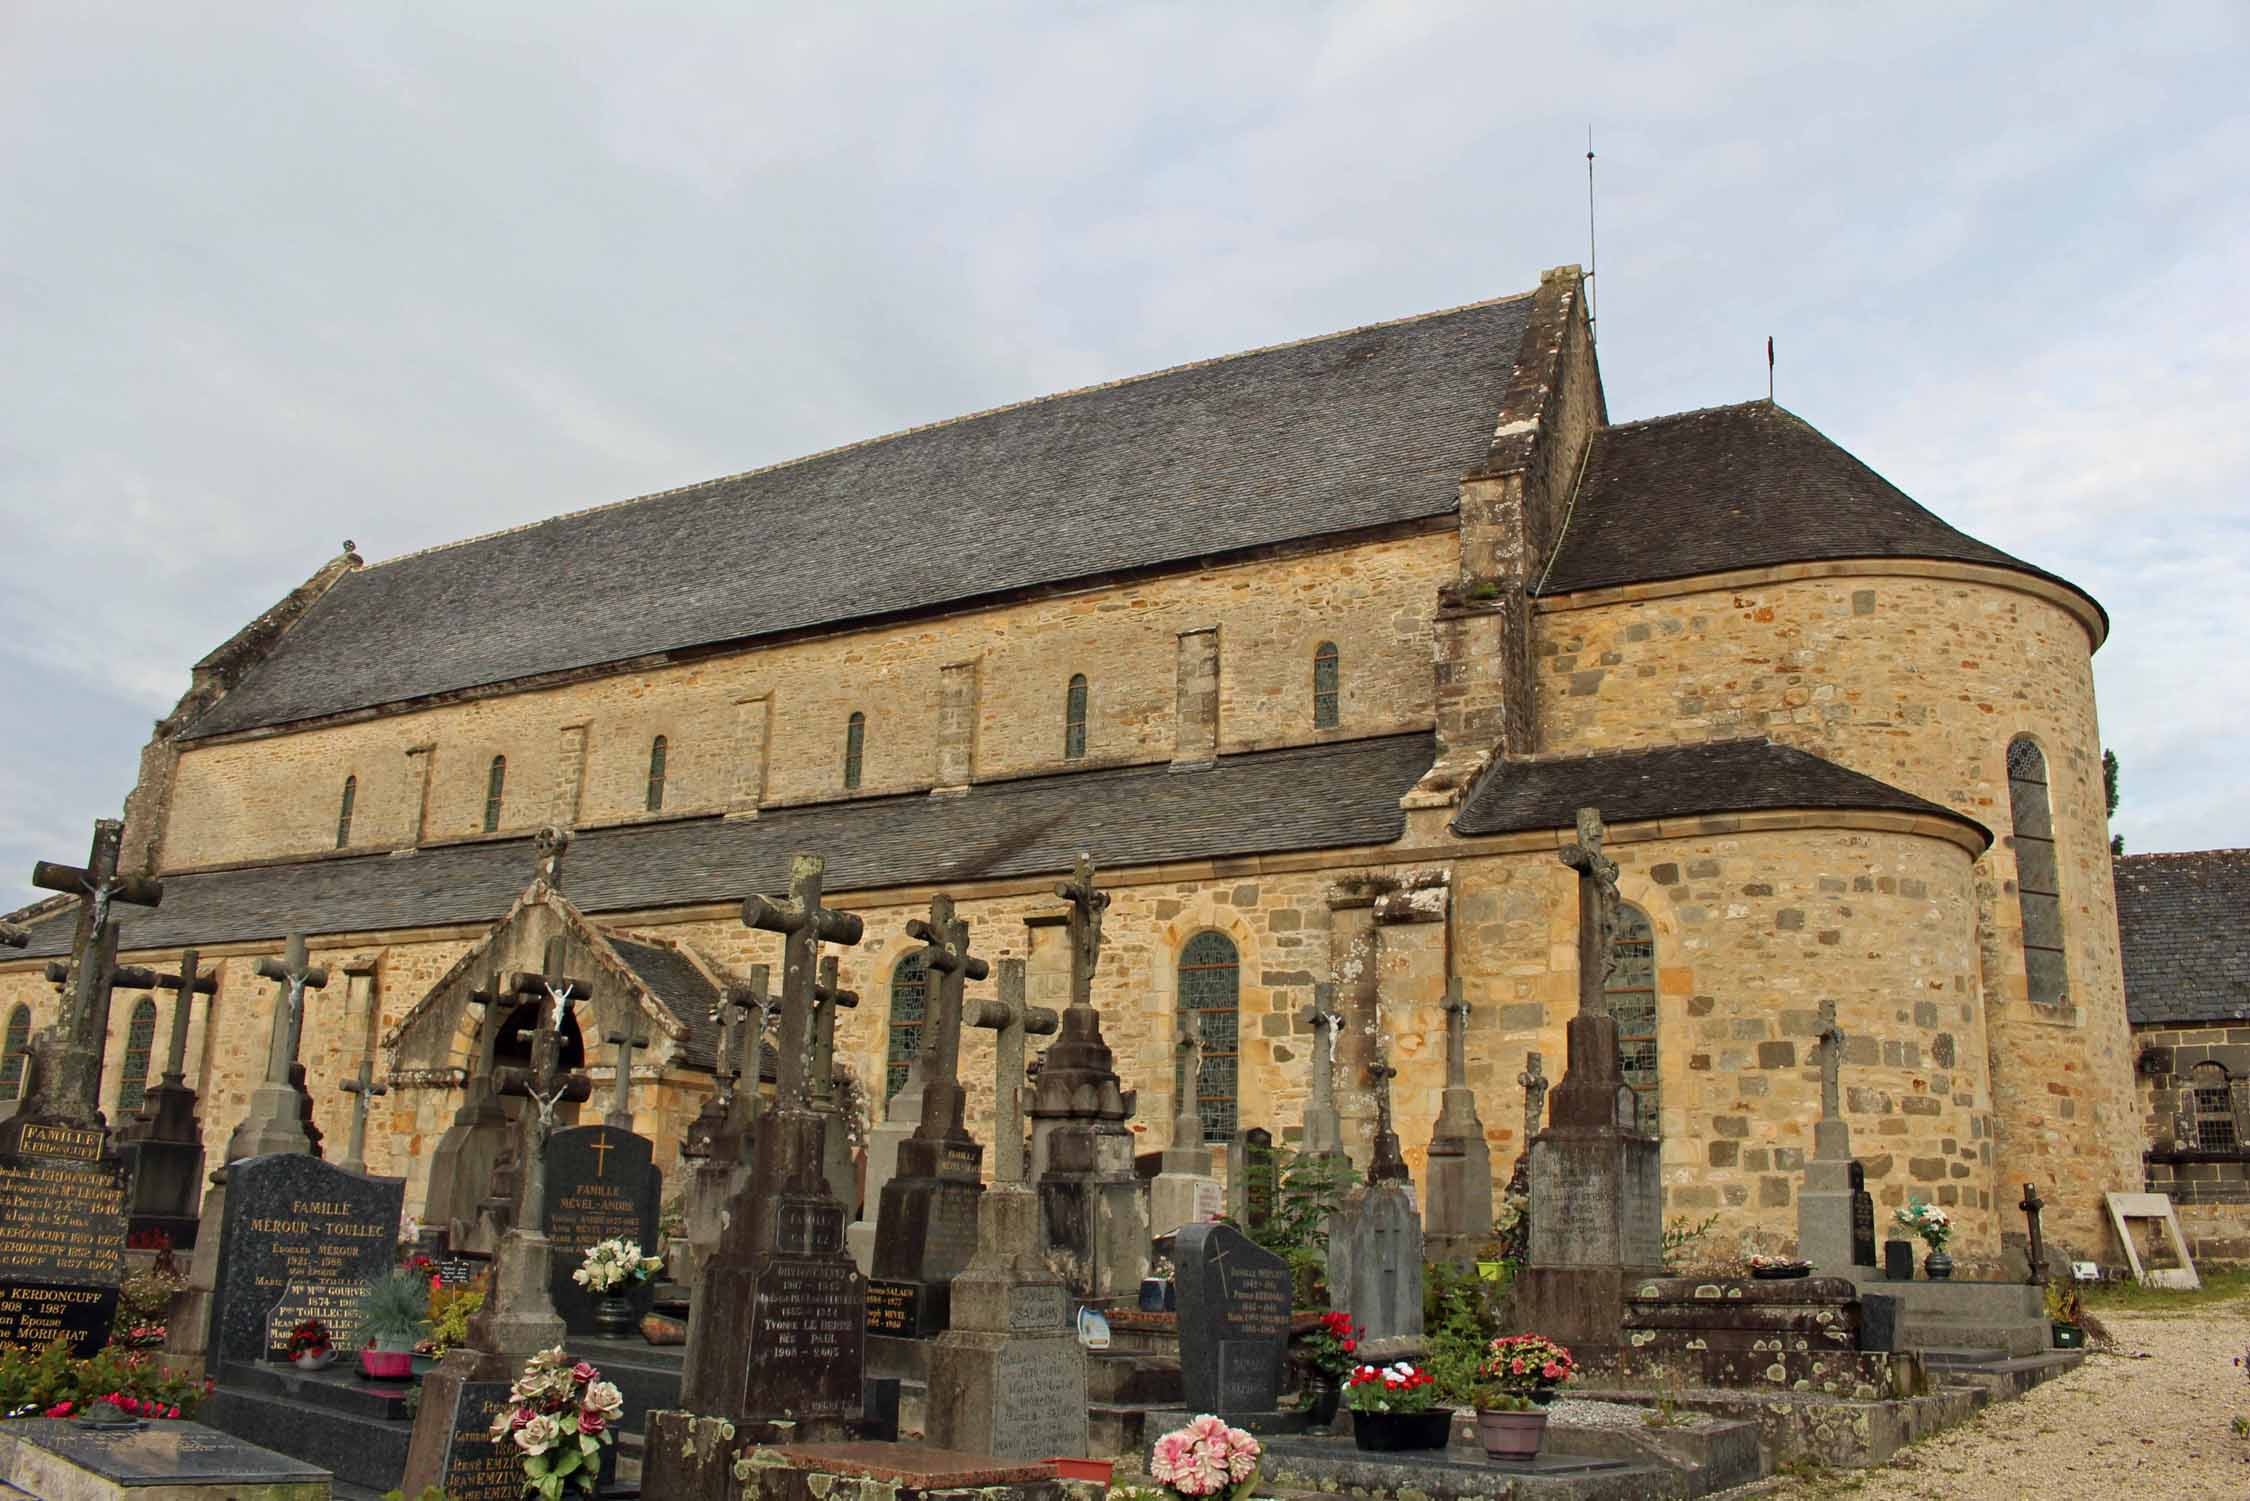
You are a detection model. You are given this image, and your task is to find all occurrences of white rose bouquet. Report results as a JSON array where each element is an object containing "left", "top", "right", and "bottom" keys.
[{"left": 572, "top": 1237, "right": 665, "bottom": 1293}]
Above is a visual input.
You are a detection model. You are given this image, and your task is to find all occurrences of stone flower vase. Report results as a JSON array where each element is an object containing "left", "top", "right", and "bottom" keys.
[
  {"left": 1924, "top": 1249, "right": 1954, "bottom": 1280},
  {"left": 1477, "top": 1407, "right": 1547, "bottom": 1461},
  {"left": 290, "top": 1350, "right": 334, "bottom": 1373},
  {"left": 596, "top": 1287, "right": 638, "bottom": 1337}
]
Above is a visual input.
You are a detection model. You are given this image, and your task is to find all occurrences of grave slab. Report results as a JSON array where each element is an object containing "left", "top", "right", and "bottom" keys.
[{"left": 0, "top": 1419, "right": 327, "bottom": 1501}]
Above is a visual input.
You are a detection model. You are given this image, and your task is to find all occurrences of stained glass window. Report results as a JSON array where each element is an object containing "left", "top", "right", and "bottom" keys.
[
  {"left": 1065, "top": 676, "right": 1089, "bottom": 761},
  {"left": 336, "top": 776, "right": 356, "bottom": 848},
  {"left": 2006, "top": 736, "right": 2066, "bottom": 1005},
  {"left": 484, "top": 756, "right": 507, "bottom": 833},
  {"left": 646, "top": 737, "right": 668, "bottom": 812},
  {"left": 1606, "top": 904, "right": 1658, "bottom": 1132},
  {"left": 1179, "top": 931, "right": 1240, "bottom": 1139},
  {"left": 0, "top": 1006, "right": 29, "bottom": 1101},
  {"left": 116, "top": 998, "right": 157, "bottom": 1116},
  {"left": 2192, "top": 1063, "right": 2237, "bottom": 1151},
  {"left": 844, "top": 713, "right": 865, "bottom": 791},
  {"left": 1313, "top": 643, "right": 1340, "bottom": 729},
  {"left": 886, "top": 951, "right": 927, "bottom": 1102}
]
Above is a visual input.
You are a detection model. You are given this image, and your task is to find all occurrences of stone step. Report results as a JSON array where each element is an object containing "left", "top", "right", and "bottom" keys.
[
  {"left": 1918, "top": 1346, "right": 2010, "bottom": 1365},
  {"left": 1921, "top": 1349, "right": 2083, "bottom": 1399},
  {"left": 1898, "top": 1319, "right": 2048, "bottom": 1358},
  {"left": 1086, "top": 1352, "right": 1182, "bottom": 1405},
  {"left": 215, "top": 1361, "right": 417, "bottom": 1421},
  {"left": 202, "top": 1383, "right": 412, "bottom": 1494}
]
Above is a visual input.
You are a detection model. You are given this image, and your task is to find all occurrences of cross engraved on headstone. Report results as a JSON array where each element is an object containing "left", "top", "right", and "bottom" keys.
[
  {"left": 1173, "top": 1013, "right": 1204, "bottom": 1152},
  {"left": 26, "top": 818, "right": 164, "bottom": 1126},
  {"left": 2019, "top": 1181, "right": 2048, "bottom": 1285},
  {"left": 153, "top": 948, "right": 216, "bottom": 1089},
  {"left": 741, "top": 855, "right": 866, "bottom": 1112},
  {"left": 901, "top": 893, "right": 988, "bottom": 1143},
  {"left": 1054, "top": 853, "right": 1109, "bottom": 1012},
  {"left": 254, "top": 934, "right": 331, "bottom": 1090},
  {"left": 1559, "top": 805, "right": 1622, "bottom": 1017},
  {"left": 339, "top": 1052, "right": 389, "bottom": 1175},
  {"left": 603, "top": 1012, "right": 651, "bottom": 1130},
  {"left": 1816, "top": 999, "right": 1846, "bottom": 1122},
  {"left": 1519, "top": 1051, "right": 1548, "bottom": 1144},
  {"left": 501, "top": 941, "right": 595, "bottom": 1234},
  {"left": 969, "top": 959, "right": 1059, "bottom": 1185}
]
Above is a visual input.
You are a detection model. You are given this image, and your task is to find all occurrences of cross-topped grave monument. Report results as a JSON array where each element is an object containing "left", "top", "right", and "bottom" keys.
[
  {"left": 870, "top": 892, "right": 990, "bottom": 1336},
  {"left": 115, "top": 947, "right": 217, "bottom": 1248},
  {"left": 1029, "top": 854, "right": 1146, "bottom": 1300},
  {"left": 1328, "top": 1049, "right": 1425, "bottom": 1342},
  {"left": 17, "top": 820, "right": 163, "bottom": 1134},
  {"left": 226, "top": 934, "right": 330, "bottom": 1161},
  {"left": 1150, "top": 1012, "right": 1221, "bottom": 1238},
  {"left": 602, "top": 1013, "right": 649, "bottom": 1131},
  {"left": 547, "top": 1001, "right": 661, "bottom": 1335},
  {"left": 680, "top": 964, "right": 771, "bottom": 1291},
  {"left": 1796, "top": 998, "right": 1876, "bottom": 1277},
  {"left": 1424, "top": 980, "right": 1494, "bottom": 1261},
  {"left": 1507, "top": 1050, "right": 1549, "bottom": 1201},
  {"left": 928, "top": 958, "right": 1088, "bottom": 1459},
  {"left": 425, "top": 969, "right": 516, "bottom": 1250},
  {"left": 812, "top": 954, "right": 860, "bottom": 1211},
  {"left": 1299, "top": 984, "right": 1348, "bottom": 1170},
  {"left": 337, "top": 1051, "right": 388, "bottom": 1176}
]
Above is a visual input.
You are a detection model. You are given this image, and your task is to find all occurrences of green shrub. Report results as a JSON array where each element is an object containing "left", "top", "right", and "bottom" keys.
[{"left": 0, "top": 1340, "right": 209, "bottom": 1420}]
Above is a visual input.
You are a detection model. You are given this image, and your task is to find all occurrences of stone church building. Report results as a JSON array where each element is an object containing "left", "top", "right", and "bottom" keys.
[{"left": 1, "top": 265, "right": 2137, "bottom": 1266}]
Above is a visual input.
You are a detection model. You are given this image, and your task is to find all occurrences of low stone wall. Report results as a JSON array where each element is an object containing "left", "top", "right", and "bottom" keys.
[{"left": 2173, "top": 1198, "right": 2250, "bottom": 1264}]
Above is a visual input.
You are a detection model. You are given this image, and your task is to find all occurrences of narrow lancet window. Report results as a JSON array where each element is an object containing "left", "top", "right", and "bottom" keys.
[{"left": 1065, "top": 675, "right": 1089, "bottom": 760}]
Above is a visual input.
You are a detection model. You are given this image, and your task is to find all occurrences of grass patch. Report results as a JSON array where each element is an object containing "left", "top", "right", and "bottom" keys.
[{"left": 2081, "top": 1265, "right": 2250, "bottom": 1316}]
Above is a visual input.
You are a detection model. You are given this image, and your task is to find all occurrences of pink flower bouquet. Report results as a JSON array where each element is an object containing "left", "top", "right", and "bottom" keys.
[
  {"left": 485, "top": 1347, "right": 622, "bottom": 1500},
  {"left": 1147, "top": 1412, "right": 1261, "bottom": 1500}
]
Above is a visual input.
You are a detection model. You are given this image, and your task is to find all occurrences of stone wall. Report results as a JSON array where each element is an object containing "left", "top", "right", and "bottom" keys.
[{"left": 156, "top": 530, "right": 1454, "bottom": 869}]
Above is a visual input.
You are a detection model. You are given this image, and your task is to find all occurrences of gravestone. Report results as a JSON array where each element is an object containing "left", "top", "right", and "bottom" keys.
[
  {"left": 811, "top": 956, "right": 860, "bottom": 1214},
  {"left": 424, "top": 972, "right": 518, "bottom": 1250},
  {"left": 542, "top": 1123, "right": 661, "bottom": 1334},
  {"left": 115, "top": 947, "right": 216, "bottom": 1249},
  {"left": 419, "top": 1379, "right": 522, "bottom": 1501},
  {"left": 1031, "top": 856, "right": 1146, "bottom": 1301},
  {"left": 1423, "top": 981, "right": 1494, "bottom": 1263},
  {"left": 1796, "top": 1000, "right": 1876, "bottom": 1278},
  {"left": 1852, "top": 1163, "right": 1878, "bottom": 1270},
  {"left": 0, "top": 1122, "right": 129, "bottom": 1355},
  {"left": 1325, "top": 1058, "right": 1423, "bottom": 1342},
  {"left": 1150, "top": 1017, "right": 1220, "bottom": 1238},
  {"left": 206, "top": 1154, "right": 402, "bottom": 1368},
  {"left": 1174, "top": 1222, "right": 1291, "bottom": 1417},
  {"left": 0, "top": 1419, "right": 328, "bottom": 1500},
  {"left": 681, "top": 965, "right": 769, "bottom": 1290},
  {"left": 927, "top": 960, "right": 1086, "bottom": 1460},
  {"left": 849, "top": 1053, "right": 922, "bottom": 1275}
]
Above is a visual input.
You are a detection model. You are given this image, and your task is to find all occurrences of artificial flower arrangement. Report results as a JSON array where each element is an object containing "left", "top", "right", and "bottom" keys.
[
  {"left": 1893, "top": 1198, "right": 1953, "bottom": 1250},
  {"left": 485, "top": 1347, "right": 622, "bottom": 1501},
  {"left": 1304, "top": 1311, "right": 1361, "bottom": 1378},
  {"left": 1476, "top": 1333, "right": 1577, "bottom": 1411},
  {"left": 0, "top": 1342, "right": 208, "bottom": 1422},
  {"left": 1344, "top": 1360, "right": 1442, "bottom": 1413},
  {"left": 1145, "top": 1412, "right": 1261, "bottom": 1500},
  {"left": 284, "top": 1318, "right": 332, "bottom": 1361},
  {"left": 572, "top": 1238, "right": 664, "bottom": 1294}
]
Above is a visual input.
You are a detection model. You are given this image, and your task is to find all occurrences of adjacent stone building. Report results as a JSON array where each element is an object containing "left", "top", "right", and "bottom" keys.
[
  {"left": 2, "top": 265, "right": 2140, "bottom": 1266},
  {"left": 2118, "top": 848, "right": 2250, "bottom": 1263}
]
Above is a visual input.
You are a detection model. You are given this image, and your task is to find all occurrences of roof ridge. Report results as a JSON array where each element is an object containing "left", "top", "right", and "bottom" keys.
[
  {"left": 1595, "top": 398, "right": 1779, "bottom": 437},
  {"left": 2118, "top": 848, "right": 2250, "bottom": 862},
  {"left": 361, "top": 291, "right": 1539, "bottom": 573}
]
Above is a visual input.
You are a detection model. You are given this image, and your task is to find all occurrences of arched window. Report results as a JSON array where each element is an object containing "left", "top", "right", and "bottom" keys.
[
  {"left": 646, "top": 736, "right": 668, "bottom": 812},
  {"left": 885, "top": 951, "right": 928, "bottom": 1102},
  {"left": 0, "top": 1006, "right": 29, "bottom": 1101},
  {"left": 1605, "top": 904, "right": 1659, "bottom": 1131},
  {"left": 844, "top": 713, "right": 865, "bottom": 791},
  {"left": 1064, "top": 675, "right": 1089, "bottom": 761},
  {"left": 2190, "top": 1062, "right": 2238, "bottom": 1151},
  {"left": 336, "top": 776, "right": 357, "bottom": 849},
  {"left": 116, "top": 998, "right": 157, "bottom": 1116},
  {"left": 1313, "top": 642, "right": 1340, "bottom": 730},
  {"left": 2006, "top": 736, "right": 2066, "bottom": 1005},
  {"left": 484, "top": 755, "right": 507, "bottom": 833},
  {"left": 1179, "top": 931, "right": 1240, "bottom": 1138}
]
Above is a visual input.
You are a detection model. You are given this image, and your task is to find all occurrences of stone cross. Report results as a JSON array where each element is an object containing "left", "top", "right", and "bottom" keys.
[
  {"left": 1366, "top": 1056, "right": 1410, "bottom": 1182},
  {"left": 28, "top": 818, "right": 163, "bottom": 1124},
  {"left": 533, "top": 825, "right": 570, "bottom": 889},
  {"left": 153, "top": 948, "right": 216, "bottom": 1088},
  {"left": 1442, "top": 980, "right": 1472, "bottom": 1092},
  {"left": 968, "top": 958, "right": 1059, "bottom": 1184},
  {"left": 1054, "top": 853, "right": 1109, "bottom": 1012},
  {"left": 720, "top": 964, "right": 774, "bottom": 1119},
  {"left": 741, "top": 854, "right": 865, "bottom": 1112},
  {"left": 901, "top": 892, "right": 987, "bottom": 1143},
  {"left": 811, "top": 955, "right": 858, "bottom": 1102},
  {"left": 339, "top": 1054, "right": 388, "bottom": 1175},
  {"left": 1173, "top": 1013, "right": 1205, "bottom": 1152},
  {"left": 1519, "top": 1051, "right": 1548, "bottom": 1144},
  {"left": 2019, "top": 1182, "right": 2048, "bottom": 1284},
  {"left": 603, "top": 1012, "right": 650, "bottom": 1129},
  {"left": 503, "top": 943, "right": 595, "bottom": 1234},
  {"left": 1298, "top": 983, "right": 1343, "bottom": 1155},
  {"left": 254, "top": 934, "right": 330, "bottom": 1089},
  {"left": 1559, "top": 805, "right": 1622, "bottom": 1017},
  {"left": 1816, "top": 999, "right": 1846, "bottom": 1122}
]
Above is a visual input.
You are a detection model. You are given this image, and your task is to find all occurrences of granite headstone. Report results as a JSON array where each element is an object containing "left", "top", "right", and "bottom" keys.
[
  {"left": 1850, "top": 1162, "right": 1877, "bottom": 1269},
  {"left": 0, "top": 1122, "right": 128, "bottom": 1356},
  {"left": 540, "top": 1124, "right": 661, "bottom": 1334},
  {"left": 206, "top": 1153, "right": 403, "bottom": 1369},
  {"left": 1174, "top": 1221, "right": 1290, "bottom": 1416}
]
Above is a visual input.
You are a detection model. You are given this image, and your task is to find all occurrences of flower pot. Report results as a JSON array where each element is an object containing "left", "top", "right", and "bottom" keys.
[
  {"left": 1137, "top": 1278, "right": 1176, "bottom": 1312},
  {"left": 1047, "top": 1457, "right": 1113, "bottom": 1481},
  {"left": 410, "top": 1353, "right": 437, "bottom": 1378},
  {"left": 290, "top": 1350, "right": 334, "bottom": 1373},
  {"left": 2052, "top": 1322, "right": 2086, "bottom": 1349},
  {"left": 1302, "top": 1375, "right": 1341, "bottom": 1429},
  {"left": 1476, "top": 1408, "right": 1548, "bottom": 1462},
  {"left": 595, "top": 1289, "right": 638, "bottom": 1337},
  {"left": 359, "top": 1347, "right": 414, "bottom": 1380},
  {"left": 1476, "top": 1260, "right": 1507, "bottom": 1283},
  {"left": 1351, "top": 1409, "right": 1453, "bottom": 1452},
  {"left": 1882, "top": 1239, "right": 1915, "bottom": 1281},
  {"left": 1923, "top": 1250, "right": 1954, "bottom": 1280}
]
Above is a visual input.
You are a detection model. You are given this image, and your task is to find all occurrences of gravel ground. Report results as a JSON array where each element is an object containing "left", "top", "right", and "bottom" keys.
[{"left": 1740, "top": 1300, "right": 2250, "bottom": 1499}]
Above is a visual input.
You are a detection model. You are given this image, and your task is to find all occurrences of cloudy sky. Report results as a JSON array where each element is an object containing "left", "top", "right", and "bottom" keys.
[{"left": 3, "top": 3, "right": 2244, "bottom": 908}]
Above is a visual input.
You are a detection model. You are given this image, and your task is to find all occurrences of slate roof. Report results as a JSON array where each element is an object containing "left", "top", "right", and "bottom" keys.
[
  {"left": 186, "top": 295, "right": 1538, "bottom": 737},
  {"left": 1536, "top": 402, "right": 2098, "bottom": 623},
  {"left": 10, "top": 734, "right": 1430, "bottom": 958},
  {"left": 2116, "top": 850, "right": 2250, "bottom": 1026},
  {"left": 1453, "top": 737, "right": 1989, "bottom": 846},
  {"left": 607, "top": 935, "right": 722, "bottom": 1071}
]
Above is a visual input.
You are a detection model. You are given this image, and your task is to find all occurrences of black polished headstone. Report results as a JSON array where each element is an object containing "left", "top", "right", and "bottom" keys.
[
  {"left": 208, "top": 1154, "right": 403, "bottom": 1369},
  {"left": 1857, "top": 1291, "right": 1900, "bottom": 1352},
  {"left": 0, "top": 1122, "right": 128, "bottom": 1356},
  {"left": 1174, "top": 1221, "right": 1290, "bottom": 1415},
  {"left": 1882, "top": 1238, "right": 1915, "bottom": 1282},
  {"left": 541, "top": 1124, "right": 661, "bottom": 1335},
  {"left": 1849, "top": 1162, "right": 1877, "bottom": 1269}
]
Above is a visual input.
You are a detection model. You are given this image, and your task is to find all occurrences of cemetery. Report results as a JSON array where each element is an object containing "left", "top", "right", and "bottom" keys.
[{"left": 0, "top": 815, "right": 2109, "bottom": 1500}]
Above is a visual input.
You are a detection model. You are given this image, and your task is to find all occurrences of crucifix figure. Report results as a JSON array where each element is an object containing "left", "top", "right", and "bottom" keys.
[
  {"left": 741, "top": 855, "right": 865, "bottom": 1115},
  {"left": 603, "top": 1012, "right": 650, "bottom": 1130},
  {"left": 1519, "top": 1051, "right": 1549, "bottom": 1145},
  {"left": 1816, "top": 999, "right": 1846, "bottom": 1122},
  {"left": 1054, "top": 853, "right": 1109, "bottom": 1012},
  {"left": 255, "top": 934, "right": 331, "bottom": 1090},
  {"left": 1366, "top": 1056, "right": 1410, "bottom": 1182},
  {"left": 1298, "top": 983, "right": 1344, "bottom": 1158},
  {"left": 153, "top": 948, "right": 216, "bottom": 1089},
  {"left": 969, "top": 958, "right": 1059, "bottom": 1185},
  {"left": 1173, "top": 1013, "right": 1204, "bottom": 1152},
  {"left": 900, "top": 893, "right": 987, "bottom": 1145},
  {"left": 502, "top": 941, "right": 595, "bottom": 1234},
  {"left": 1442, "top": 981, "right": 1472, "bottom": 1093},
  {"left": 26, "top": 818, "right": 163, "bottom": 1126},
  {"left": 339, "top": 1053, "right": 389, "bottom": 1175},
  {"left": 1559, "top": 806, "right": 1622, "bottom": 1018}
]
